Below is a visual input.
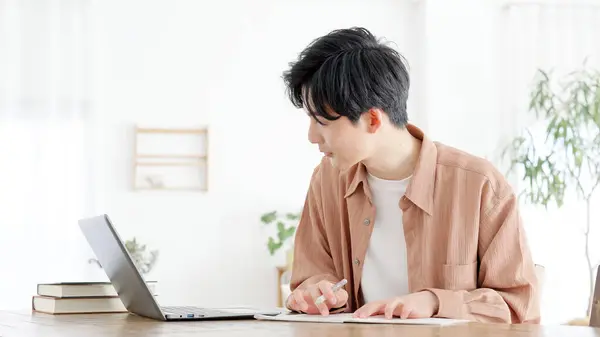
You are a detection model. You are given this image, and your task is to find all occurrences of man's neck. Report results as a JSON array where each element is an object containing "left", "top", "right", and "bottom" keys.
[{"left": 362, "top": 129, "right": 422, "bottom": 181}]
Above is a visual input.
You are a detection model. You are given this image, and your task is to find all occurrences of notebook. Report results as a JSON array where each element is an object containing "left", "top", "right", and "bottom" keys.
[{"left": 254, "top": 312, "right": 469, "bottom": 325}]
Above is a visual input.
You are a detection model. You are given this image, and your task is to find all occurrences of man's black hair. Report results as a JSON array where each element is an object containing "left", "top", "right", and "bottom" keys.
[{"left": 282, "top": 27, "right": 410, "bottom": 127}]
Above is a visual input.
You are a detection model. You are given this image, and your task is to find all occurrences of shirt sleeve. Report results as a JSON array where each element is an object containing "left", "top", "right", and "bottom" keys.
[
  {"left": 286, "top": 166, "right": 346, "bottom": 313},
  {"left": 425, "top": 182, "right": 541, "bottom": 324}
]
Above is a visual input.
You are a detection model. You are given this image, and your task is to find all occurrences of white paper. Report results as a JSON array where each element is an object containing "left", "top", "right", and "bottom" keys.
[
  {"left": 254, "top": 313, "right": 350, "bottom": 323},
  {"left": 346, "top": 316, "right": 469, "bottom": 325},
  {"left": 254, "top": 313, "right": 468, "bottom": 325}
]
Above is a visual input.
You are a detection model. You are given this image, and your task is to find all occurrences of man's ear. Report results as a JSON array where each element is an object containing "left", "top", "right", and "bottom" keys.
[{"left": 366, "top": 108, "right": 384, "bottom": 133}]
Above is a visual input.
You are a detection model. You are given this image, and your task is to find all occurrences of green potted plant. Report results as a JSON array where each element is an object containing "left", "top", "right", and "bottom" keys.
[
  {"left": 502, "top": 64, "right": 600, "bottom": 318},
  {"left": 260, "top": 210, "right": 300, "bottom": 268},
  {"left": 89, "top": 237, "right": 159, "bottom": 275}
]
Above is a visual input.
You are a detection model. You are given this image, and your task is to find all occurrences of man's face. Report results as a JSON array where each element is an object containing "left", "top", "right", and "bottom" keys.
[{"left": 307, "top": 112, "right": 374, "bottom": 171}]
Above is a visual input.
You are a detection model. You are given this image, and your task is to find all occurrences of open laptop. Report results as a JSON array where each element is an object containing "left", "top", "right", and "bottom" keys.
[{"left": 78, "top": 214, "right": 282, "bottom": 321}]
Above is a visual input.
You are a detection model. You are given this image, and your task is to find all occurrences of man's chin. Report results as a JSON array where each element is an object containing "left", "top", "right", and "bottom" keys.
[{"left": 328, "top": 156, "right": 352, "bottom": 171}]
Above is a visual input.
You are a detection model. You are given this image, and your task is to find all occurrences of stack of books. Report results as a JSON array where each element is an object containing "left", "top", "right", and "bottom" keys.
[{"left": 31, "top": 281, "right": 157, "bottom": 314}]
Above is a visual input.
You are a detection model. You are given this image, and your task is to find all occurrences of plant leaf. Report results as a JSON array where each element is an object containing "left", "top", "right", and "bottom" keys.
[
  {"left": 506, "top": 63, "right": 600, "bottom": 209},
  {"left": 261, "top": 211, "right": 277, "bottom": 224},
  {"left": 267, "top": 237, "right": 282, "bottom": 256}
]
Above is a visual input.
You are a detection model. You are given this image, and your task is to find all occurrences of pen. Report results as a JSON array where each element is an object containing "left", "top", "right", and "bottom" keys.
[{"left": 314, "top": 279, "right": 348, "bottom": 305}]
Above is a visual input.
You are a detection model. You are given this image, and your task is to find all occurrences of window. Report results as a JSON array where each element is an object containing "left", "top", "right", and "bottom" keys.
[{"left": 0, "top": 0, "right": 97, "bottom": 309}]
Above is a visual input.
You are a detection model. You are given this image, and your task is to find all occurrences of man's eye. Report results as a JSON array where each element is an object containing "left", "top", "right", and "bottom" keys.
[{"left": 315, "top": 117, "right": 328, "bottom": 126}]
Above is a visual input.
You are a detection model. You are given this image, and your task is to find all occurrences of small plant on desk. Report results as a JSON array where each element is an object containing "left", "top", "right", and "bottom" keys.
[
  {"left": 89, "top": 237, "right": 159, "bottom": 275},
  {"left": 260, "top": 211, "right": 300, "bottom": 256}
]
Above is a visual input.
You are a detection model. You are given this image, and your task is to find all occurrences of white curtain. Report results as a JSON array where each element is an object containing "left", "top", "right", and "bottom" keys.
[
  {"left": 497, "top": 0, "right": 600, "bottom": 323},
  {"left": 0, "top": 0, "right": 97, "bottom": 309},
  {"left": 499, "top": 0, "right": 600, "bottom": 135}
]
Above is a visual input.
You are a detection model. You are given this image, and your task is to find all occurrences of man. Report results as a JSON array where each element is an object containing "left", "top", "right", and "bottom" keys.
[{"left": 281, "top": 27, "right": 540, "bottom": 324}]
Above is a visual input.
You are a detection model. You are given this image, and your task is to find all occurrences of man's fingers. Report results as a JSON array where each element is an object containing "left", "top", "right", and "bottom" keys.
[
  {"left": 286, "top": 294, "right": 297, "bottom": 311},
  {"left": 335, "top": 289, "right": 349, "bottom": 307},
  {"left": 384, "top": 298, "right": 403, "bottom": 319},
  {"left": 309, "top": 286, "right": 329, "bottom": 316},
  {"left": 354, "top": 302, "right": 383, "bottom": 318},
  {"left": 400, "top": 305, "right": 412, "bottom": 319},
  {"left": 352, "top": 305, "right": 366, "bottom": 318},
  {"left": 293, "top": 290, "right": 309, "bottom": 312},
  {"left": 317, "top": 282, "right": 337, "bottom": 306},
  {"left": 290, "top": 282, "right": 349, "bottom": 316}
]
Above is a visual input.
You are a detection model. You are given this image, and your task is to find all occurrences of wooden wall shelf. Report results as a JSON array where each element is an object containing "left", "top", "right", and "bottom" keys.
[
  {"left": 135, "top": 128, "right": 207, "bottom": 134},
  {"left": 136, "top": 154, "right": 206, "bottom": 159},
  {"left": 136, "top": 162, "right": 206, "bottom": 167},
  {"left": 132, "top": 126, "right": 209, "bottom": 191}
]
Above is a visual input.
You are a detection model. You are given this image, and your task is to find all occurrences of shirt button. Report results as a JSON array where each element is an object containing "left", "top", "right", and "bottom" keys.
[
  {"left": 354, "top": 258, "right": 360, "bottom": 266},
  {"left": 363, "top": 218, "right": 370, "bottom": 226}
]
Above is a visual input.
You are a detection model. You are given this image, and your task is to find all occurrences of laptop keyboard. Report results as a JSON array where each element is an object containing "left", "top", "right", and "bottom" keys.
[{"left": 161, "top": 306, "right": 208, "bottom": 315}]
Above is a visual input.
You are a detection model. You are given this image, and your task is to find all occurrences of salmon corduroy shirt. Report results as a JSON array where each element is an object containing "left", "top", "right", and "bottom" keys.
[{"left": 289, "top": 124, "right": 540, "bottom": 324}]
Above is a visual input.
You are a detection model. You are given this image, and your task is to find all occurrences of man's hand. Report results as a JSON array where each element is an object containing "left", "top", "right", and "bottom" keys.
[
  {"left": 353, "top": 291, "right": 439, "bottom": 319},
  {"left": 286, "top": 280, "right": 349, "bottom": 316}
]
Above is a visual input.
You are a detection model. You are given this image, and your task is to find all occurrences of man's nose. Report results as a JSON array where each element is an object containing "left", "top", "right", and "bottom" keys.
[{"left": 307, "top": 120, "right": 322, "bottom": 144}]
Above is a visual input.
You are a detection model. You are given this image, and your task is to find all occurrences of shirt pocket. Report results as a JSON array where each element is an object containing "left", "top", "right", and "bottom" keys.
[{"left": 442, "top": 262, "right": 478, "bottom": 291}]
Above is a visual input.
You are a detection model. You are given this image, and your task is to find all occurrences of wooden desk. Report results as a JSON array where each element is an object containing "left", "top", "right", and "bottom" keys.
[{"left": 1, "top": 310, "right": 600, "bottom": 337}]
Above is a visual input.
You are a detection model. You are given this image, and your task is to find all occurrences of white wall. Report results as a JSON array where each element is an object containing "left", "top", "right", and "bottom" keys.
[
  {"left": 3, "top": 0, "right": 596, "bottom": 325},
  {"left": 0, "top": 0, "right": 100, "bottom": 310},
  {"left": 88, "top": 0, "right": 423, "bottom": 308},
  {"left": 422, "top": 0, "right": 506, "bottom": 157}
]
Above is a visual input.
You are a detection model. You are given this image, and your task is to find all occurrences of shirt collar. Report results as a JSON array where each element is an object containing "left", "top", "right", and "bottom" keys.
[{"left": 343, "top": 123, "right": 437, "bottom": 215}]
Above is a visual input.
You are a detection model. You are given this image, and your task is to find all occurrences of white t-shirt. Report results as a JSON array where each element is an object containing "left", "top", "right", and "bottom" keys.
[{"left": 360, "top": 173, "right": 411, "bottom": 303}]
